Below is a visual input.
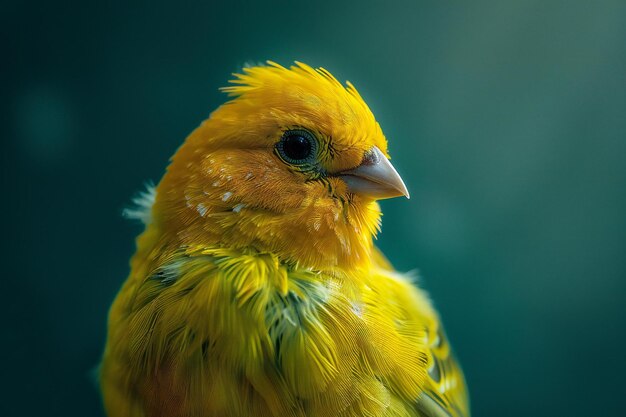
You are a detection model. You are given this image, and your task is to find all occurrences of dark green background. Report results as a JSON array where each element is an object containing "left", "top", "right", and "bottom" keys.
[{"left": 3, "top": 1, "right": 625, "bottom": 416}]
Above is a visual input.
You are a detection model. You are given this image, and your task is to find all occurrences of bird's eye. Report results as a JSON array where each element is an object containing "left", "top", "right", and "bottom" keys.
[{"left": 276, "top": 129, "right": 318, "bottom": 165}]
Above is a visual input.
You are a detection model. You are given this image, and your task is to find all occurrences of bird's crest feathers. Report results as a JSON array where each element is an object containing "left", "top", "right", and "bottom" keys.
[
  {"left": 221, "top": 61, "right": 363, "bottom": 101},
  {"left": 219, "top": 61, "right": 376, "bottom": 140}
]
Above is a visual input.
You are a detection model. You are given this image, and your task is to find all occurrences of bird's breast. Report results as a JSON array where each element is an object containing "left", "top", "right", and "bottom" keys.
[{"left": 109, "top": 248, "right": 429, "bottom": 416}]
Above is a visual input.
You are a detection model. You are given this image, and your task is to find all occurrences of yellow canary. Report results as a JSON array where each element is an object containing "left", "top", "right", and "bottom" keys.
[{"left": 100, "top": 62, "right": 469, "bottom": 417}]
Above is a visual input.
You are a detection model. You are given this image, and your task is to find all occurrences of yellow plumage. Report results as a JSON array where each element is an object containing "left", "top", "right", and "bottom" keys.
[{"left": 100, "top": 62, "right": 469, "bottom": 417}]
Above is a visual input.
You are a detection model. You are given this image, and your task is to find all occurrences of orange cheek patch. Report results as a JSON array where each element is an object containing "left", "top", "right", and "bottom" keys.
[{"left": 198, "top": 149, "right": 306, "bottom": 213}]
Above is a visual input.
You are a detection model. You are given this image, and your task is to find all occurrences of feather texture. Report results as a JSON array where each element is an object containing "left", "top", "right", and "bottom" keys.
[{"left": 100, "top": 62, "right": 469, "bottom": 417}]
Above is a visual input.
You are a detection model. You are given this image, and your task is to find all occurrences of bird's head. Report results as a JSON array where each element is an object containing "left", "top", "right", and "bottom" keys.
[{"left": 155, "top": 62, "right": 408, "bottom": 271}]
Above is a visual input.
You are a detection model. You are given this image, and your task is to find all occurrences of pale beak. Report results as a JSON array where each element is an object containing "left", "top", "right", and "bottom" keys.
[{"left": 338, "top": 146, "right": 410, "bottom": 200}]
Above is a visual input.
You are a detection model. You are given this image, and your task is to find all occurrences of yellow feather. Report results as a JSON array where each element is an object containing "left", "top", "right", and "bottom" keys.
[{"left": 100, "top": 62, "right": 469, "bottom": 417}]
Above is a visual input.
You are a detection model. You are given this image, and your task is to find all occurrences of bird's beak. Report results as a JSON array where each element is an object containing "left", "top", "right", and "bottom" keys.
[{"left": 338, "top": 146, "right": 410, "bottom": 200}]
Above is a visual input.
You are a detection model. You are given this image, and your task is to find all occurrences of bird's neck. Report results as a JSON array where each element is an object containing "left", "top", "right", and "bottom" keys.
[{"left": 146, "top": 200, "right": 381, "bottom": 273}]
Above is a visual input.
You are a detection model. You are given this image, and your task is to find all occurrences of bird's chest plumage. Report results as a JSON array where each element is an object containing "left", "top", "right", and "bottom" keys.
[{"left": 106, "top": 250, "right": 428, "bottom": 417}]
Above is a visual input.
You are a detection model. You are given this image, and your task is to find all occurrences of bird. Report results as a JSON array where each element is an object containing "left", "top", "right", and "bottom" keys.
[{"left": 99, "top": 61, "right": 469, "bottom": 417}]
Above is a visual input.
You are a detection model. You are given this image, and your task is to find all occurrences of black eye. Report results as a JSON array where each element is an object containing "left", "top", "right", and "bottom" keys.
[
  {"left": 276, "top": 129, "right": 318, "bottom": 164},
  {"left": 283, "top": 134, "right": 311, "bottom": 160}
]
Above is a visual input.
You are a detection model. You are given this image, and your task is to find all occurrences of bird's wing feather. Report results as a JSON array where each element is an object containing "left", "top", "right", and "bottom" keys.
[
  {"left": 372, "top": 247, "right": 470, "bottom": 417},
  {"left": 416, "top": 321, "right": 469, "bottom": 417}
]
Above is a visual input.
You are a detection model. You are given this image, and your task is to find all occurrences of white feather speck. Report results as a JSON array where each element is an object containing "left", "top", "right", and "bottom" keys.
[
  {"left": 197, "top": 204, "right": 208, "bottom": 217},
  {"left": 123, "top": 182, "right": 156, "bottom": 225},
  {"left": 351, "top": 302, "right": 364, "bottom": 318},
  {"left": 184, "top": 194, "right": 193, "bottom": 209},
  {"left": 222, "top": 192, "right": 232, "bottom": 201},
  {"left": 232, "top": 203, "right": 245, "bottom": 213}
]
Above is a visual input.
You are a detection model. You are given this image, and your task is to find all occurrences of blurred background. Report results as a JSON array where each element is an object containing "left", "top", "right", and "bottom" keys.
[{"left": 3, "top": 1, "right": 625, "bottom": 416}]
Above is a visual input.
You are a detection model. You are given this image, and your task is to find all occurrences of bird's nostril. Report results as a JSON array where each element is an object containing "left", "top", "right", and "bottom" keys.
[{"left": 361, "top": 147, "right": 381, "bottom": 166}]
